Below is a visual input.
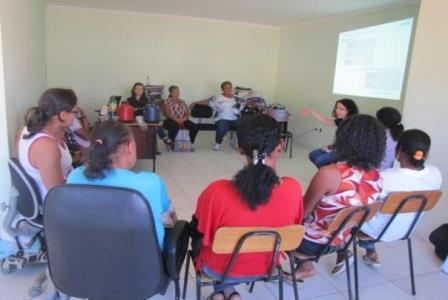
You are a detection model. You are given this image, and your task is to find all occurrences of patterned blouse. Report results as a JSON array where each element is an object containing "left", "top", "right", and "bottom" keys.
[
  {"left": 304, "top": 163, "right": 382, "bottom": 246},
  {"left": 165, "top": 98, "right": 188, "bottom": 119}
]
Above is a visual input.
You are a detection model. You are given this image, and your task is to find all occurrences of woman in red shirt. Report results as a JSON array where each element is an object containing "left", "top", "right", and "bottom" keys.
[{"left": 192, "top": 114, "right": 304, "bottom": 300}]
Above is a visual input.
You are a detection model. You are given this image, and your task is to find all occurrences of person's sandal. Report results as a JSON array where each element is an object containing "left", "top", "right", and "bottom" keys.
[
  {"left": 223, "top": 288, "right": 241, "bottom": 300},
  {"left": 330, "top": 250, "right": 354, "bottom": 276},
  {"left": 208, "top": 291, "right": 225, "bottom": 300},
  {"left": 362, "top": 254, "right": 381, "bottom": 268}
]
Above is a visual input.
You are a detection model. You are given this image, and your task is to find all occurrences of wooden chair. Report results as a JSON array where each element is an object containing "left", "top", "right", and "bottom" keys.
[
  {"left": 290, "top": 204, "right": 380, "bottom": 300},
  {"left": 182, "top": 225, "right": 305, "bottom": 300},
  {"left": 354, "top": 190, "right": 442, "bottom": 296}
]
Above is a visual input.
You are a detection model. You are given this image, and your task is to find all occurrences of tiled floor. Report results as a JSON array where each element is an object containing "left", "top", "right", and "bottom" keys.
[{"left": 1, "top": 132, "right": 447, "bottom": 300}]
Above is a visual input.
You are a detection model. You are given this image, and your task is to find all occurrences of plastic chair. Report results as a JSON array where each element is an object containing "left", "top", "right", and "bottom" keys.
[
  {"left": 182, "top": 225, "right": 305, "bottom": 300},
  {"left": 0, "top": 158, "right": 47, "bottom": 296},
  {"left": 44, "top": 184, "right": 189, "bottom": 300},
  {"left": 290, "top": 205, "right": 380, "bottom": 300},
  {"left": 354, "top": 190, "right": 442, "bottom": 296}
]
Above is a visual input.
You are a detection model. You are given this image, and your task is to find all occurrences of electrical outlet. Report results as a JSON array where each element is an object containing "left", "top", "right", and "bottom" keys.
[{"left": 314, "top": 127, "right": 322, "bottom": 133}]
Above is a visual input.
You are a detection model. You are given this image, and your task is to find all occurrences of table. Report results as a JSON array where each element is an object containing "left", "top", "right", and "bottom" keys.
[{"left": 125, "top": 122, "right": 161, "bottom": 172}]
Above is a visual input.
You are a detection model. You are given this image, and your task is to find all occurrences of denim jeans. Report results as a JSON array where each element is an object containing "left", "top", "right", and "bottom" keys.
[
  {"left": 157, "top": 126, "right": 167, "bottom": 140},
  {"left": 201, "top": 264, "right": 262, "bottom": 292},
  {"left": 358, "top": 240, "right": 376, "bottom": 251},
  {"left": 309, "top": 148, "right": 337, "bottom": 168},
  {"left": 215, "top": 119, "right": 239, "bottom": 144}
]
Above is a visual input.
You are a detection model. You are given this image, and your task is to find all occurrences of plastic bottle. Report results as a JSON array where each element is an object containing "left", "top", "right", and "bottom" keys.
[{"left": 108, "top": 96, "right": 117, "bottom": 120}]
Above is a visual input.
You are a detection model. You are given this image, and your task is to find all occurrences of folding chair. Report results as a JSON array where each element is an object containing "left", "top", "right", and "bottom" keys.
[
  {"left": 182, "top": 225, "right": 305, "bottom": 300},
  {"left": 290, "top": 205, "right": 380, "bottom": 300},
  {"left": 354, "top": 190, "right": 442, "bottom": 296}
]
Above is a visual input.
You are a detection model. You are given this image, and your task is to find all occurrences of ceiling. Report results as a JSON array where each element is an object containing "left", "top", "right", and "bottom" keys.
[{"left": 47, "top": 0, "right": 419, "bottom": 27}]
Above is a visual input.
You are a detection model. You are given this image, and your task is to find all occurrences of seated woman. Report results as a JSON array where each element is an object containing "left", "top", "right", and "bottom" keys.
[
  {"left": 67, "top": 120, "right": 173, "bottom": 248},
  {"left": 354, "top": 129, "right": 442, "bottom": 267},
  {"left": 302, "top": 99, "right": 358, "bottom": 168},
  {"left": 192, "top": 81, "right": 243, "bottom": 151},
  {"left": 18, "top": 88, "right": 78, "bottom": 199},
  {"left": 288, "top": 114, "right": 385, "bottom": 281},
  {"left": 192, "top": 114, "right": 304, "bottom": 300},
  {"left": 127, "top": 82, "right": 171, "bottom": 147},
  {"left": 162, "top": 85, "right": 198, "bottom": 150},
  {"left": 376, "top": 107, "right": 404, "bottom": 170}
]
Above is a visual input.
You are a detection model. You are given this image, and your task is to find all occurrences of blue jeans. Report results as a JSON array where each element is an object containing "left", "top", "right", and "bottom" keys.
[
  {"left": 309, "top": 148, "right": 337, "bottom": 168},
  {"left": 157, "top": 127, "right": 167, "bottom": 140},
  {"left": 215, "top": 119, "right": 239, "bottom": 144},
  {"left": 202, "top": 264, "right": 261, "bottom": 292},
  {"left": 358, "top": 240, "right": 376, "bottom": 252}
]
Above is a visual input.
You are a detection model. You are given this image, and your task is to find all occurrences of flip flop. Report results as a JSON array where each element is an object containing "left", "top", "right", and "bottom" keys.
[
  {"left": 208, "top": 291, "right": 225, "bottom": 300},
  {"left": 362, "top": 254, "right": 381, "bottom": 268},
  {"left": 330, "top": 250, "right": 354, "bottom": 276},
  {"left": 283, "top": 271, "right": 304, "bottom": 286}
]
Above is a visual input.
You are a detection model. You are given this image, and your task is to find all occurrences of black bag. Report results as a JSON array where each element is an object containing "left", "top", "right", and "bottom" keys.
[{"left": 429, "top": 223, "right": 448, "bottom": 260}]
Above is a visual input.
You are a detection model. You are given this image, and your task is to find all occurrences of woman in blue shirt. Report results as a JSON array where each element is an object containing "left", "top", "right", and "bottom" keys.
[{"left": 67, "top": 120, "right": 172, "bottom": 248}]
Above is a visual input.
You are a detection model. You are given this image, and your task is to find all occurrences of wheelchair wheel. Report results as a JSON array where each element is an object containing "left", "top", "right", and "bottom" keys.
[{"left": 0, "top": 259, "right": 12, "bottom": 275}]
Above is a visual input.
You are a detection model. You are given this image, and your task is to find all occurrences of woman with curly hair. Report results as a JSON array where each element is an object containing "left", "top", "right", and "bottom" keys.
[
  {"left": 192, "top": 114, "right": 303, "bottom": 300},
  {"left": 302, "top": 99, "right": 359, "bottom": 168},
  {"left": 287, "top": 114, "right": 385, "bottom": 281}
]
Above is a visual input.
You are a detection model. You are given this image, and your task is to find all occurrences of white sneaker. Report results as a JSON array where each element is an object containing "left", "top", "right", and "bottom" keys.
[{"left": 213, "top": 143, "right": 221, "bottom": 151}]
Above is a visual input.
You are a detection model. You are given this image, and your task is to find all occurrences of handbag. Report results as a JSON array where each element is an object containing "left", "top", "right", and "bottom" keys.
[{"left": 174, "top": 126, "right": 192, "bottom": 152}]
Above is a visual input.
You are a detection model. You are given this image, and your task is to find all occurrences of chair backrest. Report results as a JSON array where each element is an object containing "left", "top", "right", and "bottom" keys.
[
  {"left": 211, "top": 225, "right": 305, "bottom": 281},
  {"left": 380, "top": 190, "right": 442, "bottom": 214},
  {"left": 374, "top": 190, "right": 443, "bottom": 241},
  {"left": 322, "top": 205, "right": 373, "bottom": 257},
  {"left": 44, "top": 184, "right": 165, "bottom": 300},
  {"left": 212, "top": 225, "right": 305, "bottom": 254},
  {"left": 8, "top": 157, "right": 43, "bottom": 220},
  {"left": 191, "top": 104, "right": 213, "bottom": 119}
]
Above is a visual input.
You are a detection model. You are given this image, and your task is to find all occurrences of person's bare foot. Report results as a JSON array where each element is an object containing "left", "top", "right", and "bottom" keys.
[
  {"left": 285, "top": 261, "right": 317, "bottom": 281},
  {"left": 209, "top": 291, "right": 225, "bottom": 300}
]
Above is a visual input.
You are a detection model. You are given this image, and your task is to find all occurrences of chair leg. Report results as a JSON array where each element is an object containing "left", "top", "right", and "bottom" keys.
[
  {"left": 289, "top": 135, "right": 293, "bottom": 159},
  {"left": 175, "top": 279, "right": 180, "bottom": 300},
  {"left": 196, "top": 273, "right": 201, "bottom": 300},
  {"left": 407, "top": 238, "right": 416, "bottom": 295},
  {"left": 345, "top": 252, "right": 353, "bottom": 300},
  {"left": 353, "top": 240, "right": 359, "bottom": 300},
  {"left": 288, "top": 253, "right": 300, "bottom": 300},
  {"left": 182, "top": 251, "right": 191, "bottom": 299},
  {"left": 278, "top": 266, "right": 284, "bottom": 300},
  {"left": 249, "top": 282, "right": 255, "bottom": 293}
]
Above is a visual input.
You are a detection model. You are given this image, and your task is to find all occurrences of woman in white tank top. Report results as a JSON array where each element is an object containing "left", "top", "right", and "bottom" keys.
[{"left": 17, "top": 88, "right": 78, "bottom": 199}]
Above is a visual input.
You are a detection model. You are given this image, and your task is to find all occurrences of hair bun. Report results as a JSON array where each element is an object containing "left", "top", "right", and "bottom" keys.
[{"left": 413, "top": 150, "right": 424, "bottom": 161}]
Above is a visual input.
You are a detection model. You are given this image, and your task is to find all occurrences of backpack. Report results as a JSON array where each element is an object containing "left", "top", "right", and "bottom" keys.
[{"left": 429, "top": 223, "right": 448, "bottom": 260}]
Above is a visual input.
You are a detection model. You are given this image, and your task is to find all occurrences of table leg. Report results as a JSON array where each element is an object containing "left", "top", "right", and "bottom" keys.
[{"left": 153, "top": 126, "right": 156, "bottom": 172}]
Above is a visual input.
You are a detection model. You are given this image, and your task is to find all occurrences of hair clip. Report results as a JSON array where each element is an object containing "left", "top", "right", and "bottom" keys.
[
  {"left": 413, "top": 150, "right": 424, "bottom": 161},
  {"left": 95, "top": 139, "right": 103, "bottom": 145}
]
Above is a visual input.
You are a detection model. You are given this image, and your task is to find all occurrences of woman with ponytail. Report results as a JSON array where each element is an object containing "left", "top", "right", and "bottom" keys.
[
  {"left": 18, "top": 88, "right": 78, "bottom": 199},
  {"left": 376, "top": 107, "right": 404, "bottom": 170},
  {"left": 191, "top": 114, "right": 303, "bottom": 300},
  {"left": 67, "top": 120, "right": 173, "bottom": 248},
  {"left": 350, "top": 129, "right": 442, "bottom": 268}
]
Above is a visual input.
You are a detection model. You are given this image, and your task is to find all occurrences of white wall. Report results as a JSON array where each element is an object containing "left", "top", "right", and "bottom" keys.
[
  {"left": 0, "top": 0, "right": 47, "bottom": 237},
  {"left": 401, "top": 0, "right": 448, "bottom": 239},
  {"left": 275, "top": 5, "right": 419, "bottom": 147},
  {"left": 46, "top": 6, "right": 280, "bottom": 118}
]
